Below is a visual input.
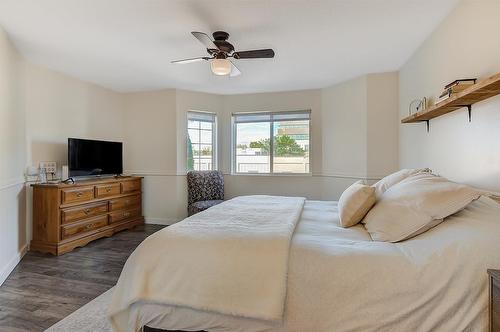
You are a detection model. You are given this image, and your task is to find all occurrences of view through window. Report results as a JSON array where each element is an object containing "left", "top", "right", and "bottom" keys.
[
  {"left": 233, "top": 111, "right": 310, "bottom": 174},
  {"left": 187, "top": 111, "right": 216, "bottom": 171}
]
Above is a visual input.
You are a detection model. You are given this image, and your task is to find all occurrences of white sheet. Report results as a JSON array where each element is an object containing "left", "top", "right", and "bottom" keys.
[
  {"left": 111, "top": 196, "right": 500, "bottom": 332},
  {"left": 109, "top": 195, "right": 305, "bottom": 331}
]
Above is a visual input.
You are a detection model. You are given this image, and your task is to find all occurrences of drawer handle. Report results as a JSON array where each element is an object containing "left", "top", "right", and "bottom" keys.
[
  {"left": 85, "top": 224, "right": 93, "bottom": 230},
  {"left": 84, "top": 209, "right": 91, "bottom": 214},
  {"left": 76, "top": 192, "right": 83, "bottom": 197},
  {"left": 123, "top": 212, "right": 130, "bottom": 218},
  {"left": 106, "top": 187, "right": 112, "bottom": 192}
]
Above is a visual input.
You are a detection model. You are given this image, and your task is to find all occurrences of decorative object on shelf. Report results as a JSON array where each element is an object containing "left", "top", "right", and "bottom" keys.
[
  {"left": 436, "top": 78, "right": 477, "bottom": 104},
  {"left": 401, "top": 72, "right": 500, "bottom": 132},
  {"left": 409, "top": 97, "right": 427, "bottom": 116}
]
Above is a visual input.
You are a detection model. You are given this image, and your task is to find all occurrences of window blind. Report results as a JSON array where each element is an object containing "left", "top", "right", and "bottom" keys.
[
  {"left": 233, "top": 110, "right": 311, "bottom": 123},
  {"left": 188, "top": 111, "right": 216, "bottom": 122}
]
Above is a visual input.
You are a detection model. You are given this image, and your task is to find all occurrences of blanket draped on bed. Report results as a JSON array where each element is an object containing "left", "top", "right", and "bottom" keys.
[{"left": 108, "top": 195, "right": 306, "bottom": 332}]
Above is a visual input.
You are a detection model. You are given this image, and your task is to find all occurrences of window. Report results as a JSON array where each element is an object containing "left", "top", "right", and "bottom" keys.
[
  {"left": 233, "top": 111, "right": 310, "bottom": 174},
  {"left": 187, "top": 111, "right": 216, "bottom": 171}
]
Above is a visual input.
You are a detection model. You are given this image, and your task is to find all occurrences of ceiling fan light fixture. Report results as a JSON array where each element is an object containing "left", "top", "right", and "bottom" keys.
[{"left": 210, "top": 58, "right": 231, "bottom": 76}]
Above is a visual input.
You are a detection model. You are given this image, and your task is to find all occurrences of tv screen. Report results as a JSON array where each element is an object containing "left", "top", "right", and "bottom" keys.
[{"left": 68, "top": 138, "right": 123, "bottom": 177}]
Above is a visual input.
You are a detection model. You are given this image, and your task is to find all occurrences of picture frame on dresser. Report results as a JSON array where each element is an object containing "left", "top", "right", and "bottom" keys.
[{"left": 30, "top": 176, "right": 144, "bottom": 255}]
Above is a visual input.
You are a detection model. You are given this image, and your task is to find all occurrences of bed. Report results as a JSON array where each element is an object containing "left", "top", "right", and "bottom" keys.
[{"left": 108, "top": 195, "right": 500, "bottom": 332}]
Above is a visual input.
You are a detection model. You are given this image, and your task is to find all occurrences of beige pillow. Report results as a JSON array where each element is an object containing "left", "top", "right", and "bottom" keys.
[
  {"left": 373, "top": 168, "right": 431, "bottom": 199},
  {"left": 363, "top": 173, "right": 481, "bottom": 242},
  {"left": 338, "top": 180, "right": 376, "bottom": 228}
]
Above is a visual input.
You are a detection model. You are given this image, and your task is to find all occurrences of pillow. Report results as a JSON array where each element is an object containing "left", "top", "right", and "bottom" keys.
[
  {"left": 363, "top": 173, "right": 481, "bottom": 242},
  {"left": 338, "top": 180, "right": 376, "bottom": 228},
  {"left": 373, "top": 168, "right": 431, "bottom": 198}
]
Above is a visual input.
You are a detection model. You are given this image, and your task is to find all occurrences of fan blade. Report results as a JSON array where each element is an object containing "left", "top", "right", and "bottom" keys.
[
  {"left": 230, "top": 60, "right": 241, "bottom": 77},
  {"left": 171, "top": 57, "right": 210, "bottom": 64},
  {"left": 191, "top": 31, "right": 218, "bottom": 50},
  {"left": 233, "top": 49, "right": 275, "bottom": 59}
]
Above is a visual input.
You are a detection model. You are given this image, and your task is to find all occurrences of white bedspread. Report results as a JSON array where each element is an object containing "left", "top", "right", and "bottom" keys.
[
  {"left": 108, "top": 195, "right": 305, "bottom": 332},
  {"left": 109, "top": 196, "right": 500, "bottom": 332}
]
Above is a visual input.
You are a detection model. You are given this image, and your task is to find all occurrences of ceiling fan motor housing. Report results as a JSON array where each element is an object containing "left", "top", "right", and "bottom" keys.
[
  {"left": 211, "top": 31, "right": 234, "bottom": 55},
  {"left": 212, "top": 31, "right": 229, "bottom": 41},
  {"left": 215, "top": 53, "right": 228, "bottom": 59},
  {"left": 213, "top": 41, "right": 234, "bottom": 54}
]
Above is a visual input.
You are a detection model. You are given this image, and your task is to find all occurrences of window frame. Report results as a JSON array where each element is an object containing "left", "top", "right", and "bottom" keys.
[
  {"left": 231, "top": 110, "right": 312, "bottom": 176},
  {"left": 187, "top": 111, "right": 217, "bottom": 172}
]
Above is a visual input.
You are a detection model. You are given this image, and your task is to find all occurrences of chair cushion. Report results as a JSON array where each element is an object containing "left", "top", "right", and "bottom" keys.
[
  {"left": 188, "top": 200, "right": 224, "bottom": 216},
  {"left": 187, "top": 171, "right": 224, "bottom": 206}
]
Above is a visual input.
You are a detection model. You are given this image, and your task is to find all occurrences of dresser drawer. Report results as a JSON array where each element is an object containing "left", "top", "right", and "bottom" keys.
[
  {"left": 121, "top": 180, "right": 141, "bottom": 194},
  {"left": 493, "top": 277, "right": 500, "bottom": 331},
  {"left": 109, "top": 195, "right": 141, "bottom": 212},
  {"left": 61, "top": 202, "right": 108, "bottom": 224},
  {"left": 61, "top": 215, "right": 108, "bottom": 240},
  {"left": 61, "top": 186, "right": 95, "bottom": 204},
  {"left": 95, "top": 183, "right": 121, "bottom": 198},
  {"left": 109, "top": 207, "right": 141, "bottom": 224}
]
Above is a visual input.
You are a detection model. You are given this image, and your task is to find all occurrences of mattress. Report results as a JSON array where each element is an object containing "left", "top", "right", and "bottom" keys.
[{"left": 116, "top": 197, "right": 500, "bottom": 332}]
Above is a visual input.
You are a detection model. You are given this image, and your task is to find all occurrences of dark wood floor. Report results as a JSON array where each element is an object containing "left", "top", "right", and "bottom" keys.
[{"left": 0, "top": 224, "right": 165, "bottom": 332}]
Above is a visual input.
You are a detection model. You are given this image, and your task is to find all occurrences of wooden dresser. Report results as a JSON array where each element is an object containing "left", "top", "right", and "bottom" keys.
[
  {"left": 489, "top": 269, "right": 500, "bottom": 332},
  {"left": 31, "top": 176, "right": 144, "bottom": 255}
]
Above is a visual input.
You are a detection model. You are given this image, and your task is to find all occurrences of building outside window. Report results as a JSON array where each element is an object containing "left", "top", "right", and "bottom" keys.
[
  {"left": 232, "top": 111, "right": 310, "bottom": 174},
  {"left": 187, "top": 111, "right": 216, "bottom": 171}
]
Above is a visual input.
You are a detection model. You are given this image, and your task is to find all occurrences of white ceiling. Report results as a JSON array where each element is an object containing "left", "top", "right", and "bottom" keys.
[{"left": 0, "top": 0, "right": 459, "bottom": 94}]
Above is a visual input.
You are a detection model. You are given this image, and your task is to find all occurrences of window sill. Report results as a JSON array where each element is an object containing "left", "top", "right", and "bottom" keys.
[{"left": 229, "top": 173, "right": 312, "bottom": 177}]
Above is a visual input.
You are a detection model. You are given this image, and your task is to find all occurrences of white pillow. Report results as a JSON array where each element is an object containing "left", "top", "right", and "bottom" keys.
[
  {"left": 338, "top": 180, "right": 376, "bottom": 228},
  {"left": 373, "top": 168, "right": 431, "bottom": 198},
  {"left": 363, "top": 173, "right": 481, "bottom": 242}
]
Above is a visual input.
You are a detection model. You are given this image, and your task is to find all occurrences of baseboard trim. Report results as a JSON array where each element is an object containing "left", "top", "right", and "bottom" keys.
[
  {"left": 0, "top": 244, "right": 28, "bottom": 286},
  {"left": 145, "top": 217, "right": 181, "bottom": 226}
]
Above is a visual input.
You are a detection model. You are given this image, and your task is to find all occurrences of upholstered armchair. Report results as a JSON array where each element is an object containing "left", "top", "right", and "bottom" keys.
[{"left": 187, "top": 170, "right": 224, "bottom": 216}]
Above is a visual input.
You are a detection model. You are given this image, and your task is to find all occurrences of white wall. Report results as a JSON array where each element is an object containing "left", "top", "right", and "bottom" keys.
[
  {"left": 123, "top": 89, "right": 181, "bottom": 224},
  {"left": 124, "top": 90, "right": 177, "bottom": 175},
  {"left": 175, "top": 90, "right": 224, "bottom": 173},
  {"left": 22, "top": 62, "right": 126, "bottom": 248},
  {"left": 24, "top": 62, "right": 125, "bottom": 170},
  {"left": 222, "top": 89, "right": 322, "bottom": 174},
  {"left": 367, "top": 73, "right": 399, "bottom": 178},
  {"left": 122, "top": 89, "right": 224, "bottom": 224},
  {"left": 0, "top": 24, "right": 399, "bottom": 283},
  {"left": 321, "top": 76, "right": 367, "bottom": 178},
  {"left": 321, "top": 73, "right": 399, "bottom": 179},
  {"left": 0, "top": 26, "right": 127, "bottom": 284},
  {"left": 123, "top": 74, "right": 399, "bottom": 223},
  {"left": 0, "top": 28, "right": 27, "bottom": 284},
  {"left": 399, "top": 0, "right": 500, "bottom": 191},
  {"left": 3, "top": 0, "right": 499, "bottom": 285},
  {"left": 221, "top": 89, "right": 328, "bottom": 200}
]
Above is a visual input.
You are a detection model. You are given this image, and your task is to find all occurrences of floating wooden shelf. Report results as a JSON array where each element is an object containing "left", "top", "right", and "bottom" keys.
[{"left": 401, "top": 72, "right": 500, "bottom": 127}]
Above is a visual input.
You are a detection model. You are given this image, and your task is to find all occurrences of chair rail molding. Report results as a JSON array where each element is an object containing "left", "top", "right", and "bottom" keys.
[
  {"left": 126, "top": 170, "right": 383, "bottom": 181},
  {"left": 124, "top": 170, "right": 183, "bottom": 177},
  {"left": 0, "top": 177, "right": 25, "bottom": 191}
]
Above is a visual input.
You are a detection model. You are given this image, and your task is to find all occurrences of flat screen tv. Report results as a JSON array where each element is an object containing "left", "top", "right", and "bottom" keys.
[{"left": 68, "top": 138, "right": 123, "bottom": 177}]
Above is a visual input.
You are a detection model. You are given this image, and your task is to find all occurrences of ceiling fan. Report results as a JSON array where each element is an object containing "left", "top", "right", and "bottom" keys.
[{"left": 171, "top": 31, "right": 275, "bottom": 77}]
